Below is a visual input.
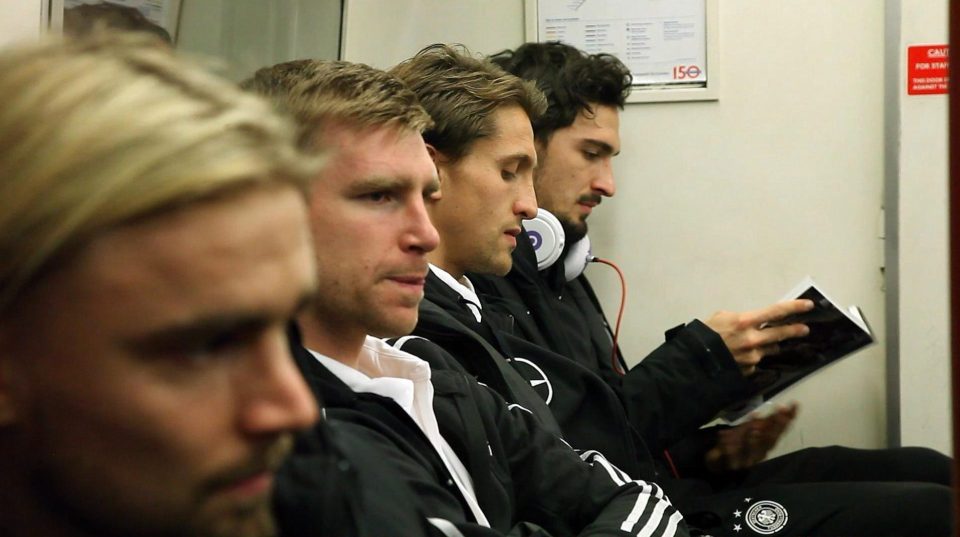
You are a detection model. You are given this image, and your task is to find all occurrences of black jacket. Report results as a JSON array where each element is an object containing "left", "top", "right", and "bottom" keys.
[
  {"left": 407, "top": 272, "right": 657, "bottom": 481},
  {"left": 275, "top": 419, "right": 483, "bottom": 537},
  {"left": 469, "top": 235, "right": 754, "bottom": 455},
  {"left": 289, "top": 328, "right": 689, "bottom": 537}
]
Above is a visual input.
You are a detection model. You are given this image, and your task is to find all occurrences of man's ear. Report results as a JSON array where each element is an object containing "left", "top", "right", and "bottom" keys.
[
  {"left": 425, "top": 144, "right": 450, "bottom": 174},
  {"left": 534, "top": 137, "right": 548, "bottom": 159},
  {"left": 425, "top": 143, "right": 440, "bottom": 162},
  {"left": 426, "top": 144, "right": 449, "bottom": 191}
]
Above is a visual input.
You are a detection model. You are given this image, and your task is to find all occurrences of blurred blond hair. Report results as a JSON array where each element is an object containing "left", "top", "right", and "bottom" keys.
[{"left": 0, "top": 32, "right": 322, "bottom": 314}]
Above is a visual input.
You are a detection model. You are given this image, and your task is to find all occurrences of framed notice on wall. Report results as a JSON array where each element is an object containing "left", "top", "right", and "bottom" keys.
[
  {"left": 524, "top": 0, "right": 718, "bottom": 103},
  {"left": 50, "top": 0, "right": 183, "bottom": 42}
]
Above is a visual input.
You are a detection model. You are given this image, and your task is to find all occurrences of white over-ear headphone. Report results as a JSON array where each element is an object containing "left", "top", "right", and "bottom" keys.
[
  {"left": 522, "top": 208, "right": 595, "bottom": 281},
  {"left": 563, "top": 235, "right": 593, "bottom": 282},
  {"left": 523, "top": 208, "right": 565, "bottom": 270}
]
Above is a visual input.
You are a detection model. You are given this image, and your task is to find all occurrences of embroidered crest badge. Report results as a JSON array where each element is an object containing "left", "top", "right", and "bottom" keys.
[{"left": 744, "top": 500, "right": 788, "bottom": 534}]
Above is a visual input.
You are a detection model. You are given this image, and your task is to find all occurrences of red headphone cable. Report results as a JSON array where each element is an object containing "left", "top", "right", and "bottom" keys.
[
  {"left": 592, "top": 256, "right": 627, "bottom": 376},
  {"left": 592, "top": 257, "right": 681, "bottom": 478}
]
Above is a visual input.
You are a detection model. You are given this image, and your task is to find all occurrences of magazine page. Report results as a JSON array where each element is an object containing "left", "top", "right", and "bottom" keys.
[{"left": 721, "top": 277, "right": 875, "bottom": 422}]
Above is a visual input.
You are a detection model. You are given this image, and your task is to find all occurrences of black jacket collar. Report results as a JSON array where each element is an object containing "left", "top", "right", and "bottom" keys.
[
  {"left": 424, "top": 271, "right": 476, "bottom": 321},
  {"left": 287, "top": 324, "right": 359, "bottom": 409}
]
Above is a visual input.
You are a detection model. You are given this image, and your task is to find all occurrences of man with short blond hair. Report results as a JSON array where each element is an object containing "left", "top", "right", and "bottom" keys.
[{"left": 0, "top": 33, "right": 321, "bottom": 537}]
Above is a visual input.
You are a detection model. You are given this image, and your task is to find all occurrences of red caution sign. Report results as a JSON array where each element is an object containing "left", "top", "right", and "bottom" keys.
[{"left": 907, "top": 44, "right": 949, "bottom": 95}]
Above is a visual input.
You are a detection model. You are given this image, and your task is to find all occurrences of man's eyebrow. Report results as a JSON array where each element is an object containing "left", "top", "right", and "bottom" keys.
[
  {"left": 348, "top": 175, "right": 441, "bottom": 198},
  {"left": 582, "top": 139, "right": 619, "bottom": 156},
  {"left": 124, "top": 287, "right": 318, "bottom": 353},
  {"left": 125, "top": 315, "right": 266, "bottom": 354},
  {"left": 344, "top": 176, "right": 405, "bottom": 195},
  {"left": 498, "top": 152, "right": 536, "bottom": 168}
]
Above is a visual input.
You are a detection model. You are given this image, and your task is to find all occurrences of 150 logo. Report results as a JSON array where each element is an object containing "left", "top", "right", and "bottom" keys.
[{"left": 672, "top": 64, "right": 703, "bottom": 79}]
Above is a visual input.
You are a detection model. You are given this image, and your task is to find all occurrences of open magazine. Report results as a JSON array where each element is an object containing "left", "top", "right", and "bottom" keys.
[{"left": 720, "top": 277, "right": 876, "bottom": 423}]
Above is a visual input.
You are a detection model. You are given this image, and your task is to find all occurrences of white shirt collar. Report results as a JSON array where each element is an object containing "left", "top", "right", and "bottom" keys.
[
  {"left": 429, "top": 264, "right": 483, "bottom": 322},
  {"left": 306, "top": 336, "right": 489, "bottom": 526},
  {"left": 308, "top": 337, "right": 431, "bottom": 416}
]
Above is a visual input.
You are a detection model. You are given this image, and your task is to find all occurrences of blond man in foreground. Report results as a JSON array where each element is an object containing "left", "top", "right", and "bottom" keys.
[{"left": 0, "top": 34, "right": 321, "bottom": 537}]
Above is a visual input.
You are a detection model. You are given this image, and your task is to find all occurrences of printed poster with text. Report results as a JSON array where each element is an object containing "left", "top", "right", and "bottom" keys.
[
  {"left": 64, "top": 0, "right": 182, "bottom": 38},
  {"left": 537, "top": 0, "right": 707, "bottom": 86}
]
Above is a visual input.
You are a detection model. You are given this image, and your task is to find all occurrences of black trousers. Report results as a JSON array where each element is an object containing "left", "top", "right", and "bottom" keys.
[{"left": 674, "top": 446, "right": 952, "bottom": 537}]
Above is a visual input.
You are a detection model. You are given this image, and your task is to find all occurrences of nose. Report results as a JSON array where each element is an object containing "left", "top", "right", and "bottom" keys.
[
  {"left": 238, "top": 328, "right": 320, "bottom": 435},
  {"left": 402, "top": 197, "right": 440, "bottom": 253},
  {"left": 591, "top": 162, "right": 616, "bottom": 198},
  {"left": 514, "top": 176, "right": 538, "bottom": 219}
]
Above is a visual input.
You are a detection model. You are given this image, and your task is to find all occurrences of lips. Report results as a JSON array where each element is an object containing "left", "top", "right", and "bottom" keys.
[
  {"left": 503, "top": 227, "right": 522, "bottom": 248},
  {"left": 577, "top": 200, "right": 599, "bottom": 216},
  {"left": 389, "top": 275, "right": 427, "bottom": 287},
  {"left": 221, "top": 471, "right": 272, "bottom": 497},
  {"left": 206, "top": 437, "right": 292, "bottom": 502},
  {"left": 386, "top": 266, "right": 429, "bottom": 289},
  {"left": 206, "top": 461, "right": 277, "bottom": 501},
  {"left": 577, "top": 194, "right": 602, "bottom": 214}
]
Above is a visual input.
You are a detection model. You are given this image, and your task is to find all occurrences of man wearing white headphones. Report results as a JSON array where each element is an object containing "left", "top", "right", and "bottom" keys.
[
  {"left": 392, "top": 42, "right": 953, "bottom": 536},
  {"left": 476, "top": 41, "right": 953, "bottom": 536}
]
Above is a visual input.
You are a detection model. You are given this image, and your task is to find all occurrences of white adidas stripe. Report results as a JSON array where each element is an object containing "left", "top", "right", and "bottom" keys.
[{"left": 427, "top": 517, "right": 466, "bottom": 537}]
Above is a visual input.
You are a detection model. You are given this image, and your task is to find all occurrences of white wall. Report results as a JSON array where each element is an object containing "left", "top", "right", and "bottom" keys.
[
  {"left": 0, "top": 1, "right": 43, "bottom": 47},
  {"left": 893, "top": 0, "right": 950, "bottom": 453},
  {"left": 588, "top": 0, "right": 889, "bottom": 456},
  {"left": 341, "top": 0, "right": 524, "bottom": 67}
]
